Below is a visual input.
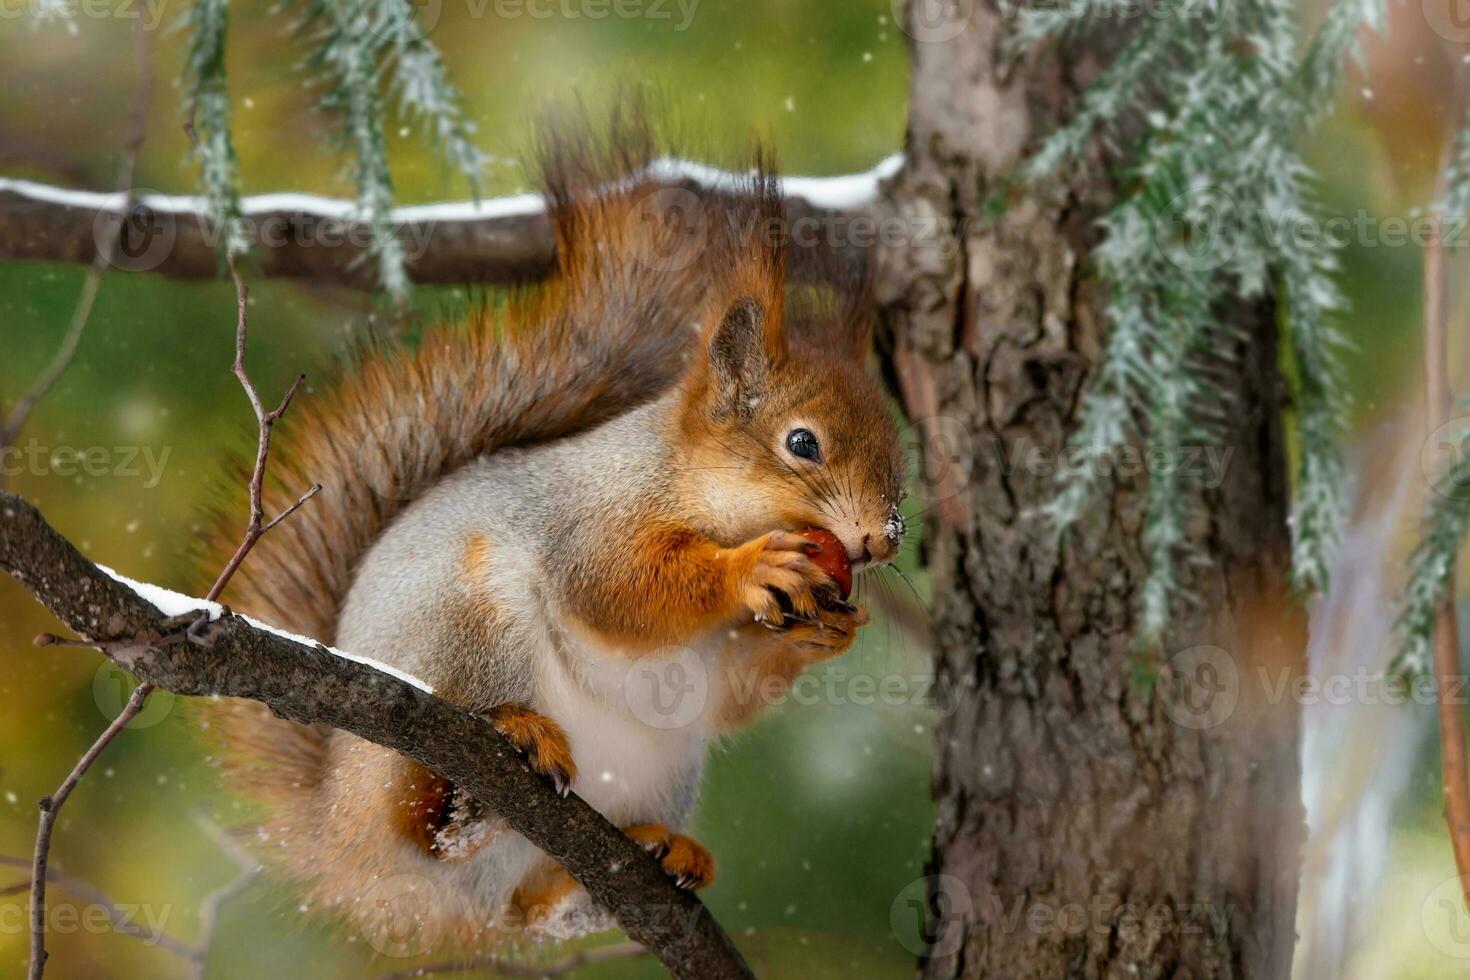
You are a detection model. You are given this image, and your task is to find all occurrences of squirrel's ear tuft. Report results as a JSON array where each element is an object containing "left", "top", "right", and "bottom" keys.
[{"left": 706, "top": 296, "right": 780, "bottom": 420}]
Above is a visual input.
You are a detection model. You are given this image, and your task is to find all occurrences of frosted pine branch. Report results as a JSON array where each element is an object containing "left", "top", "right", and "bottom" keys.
[{"left": 1015, "top": 0, "right": 1371, "bottom": 640}]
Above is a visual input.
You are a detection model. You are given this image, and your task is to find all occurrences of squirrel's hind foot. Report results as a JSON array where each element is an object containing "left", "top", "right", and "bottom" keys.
[
  {"left": 623, "top": 822, "right": 716, "bottom": 891},
  {"left": 485, "top": 703, "right": 578, "bottom": 796}
]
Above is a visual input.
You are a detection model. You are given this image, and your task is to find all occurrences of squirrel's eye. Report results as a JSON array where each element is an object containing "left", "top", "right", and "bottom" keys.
[{"left": 785, "top": 428, "right": 821, "bottom": 462}]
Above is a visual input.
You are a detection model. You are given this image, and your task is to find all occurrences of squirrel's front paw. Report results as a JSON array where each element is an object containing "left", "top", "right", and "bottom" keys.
[
  {"left": 484, "top": 703, "right": 577, "bottom": 796},
  {"left": 781, "top": 601, "right": 870, "bottom": 661},
  {"left": 623, "top": 823, "right": 716, "bottom": 890},
  {"left": 728, "top": 530, "right": 831, "bottom": 627}
]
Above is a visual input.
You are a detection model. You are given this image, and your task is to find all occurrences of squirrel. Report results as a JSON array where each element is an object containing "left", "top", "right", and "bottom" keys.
[{"left": 199, "top": 107, "right": 908, "bottom": 952}]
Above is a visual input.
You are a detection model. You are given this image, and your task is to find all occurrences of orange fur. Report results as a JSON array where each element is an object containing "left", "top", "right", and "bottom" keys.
[
  {"left": 484, "top": 704, "right": 578, "bottom": 793},
  {"left": 514, "top": 822, "right": 715, "bottom": 921},
  {"left": 392, "top": 761, "right": 456, "bottom": 854},
  {"left": 714, "top": 603, "right": 869, "bottom": 729},
  {"left": 197, "top": 102, "right": 903, "bottom": 953},
  {"left": 623, "top": 823, "right": 716, "bottom": 890}
]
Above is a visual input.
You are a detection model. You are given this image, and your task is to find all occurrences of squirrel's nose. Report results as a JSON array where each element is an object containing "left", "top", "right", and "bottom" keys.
[{"left": 860, "top": 533, "right": 897, "bottom": 566}]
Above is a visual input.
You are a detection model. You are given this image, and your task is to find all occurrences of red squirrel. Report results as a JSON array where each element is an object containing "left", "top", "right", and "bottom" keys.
[{"left": 201, "top": 109, "right": 908, "bottom": 950}]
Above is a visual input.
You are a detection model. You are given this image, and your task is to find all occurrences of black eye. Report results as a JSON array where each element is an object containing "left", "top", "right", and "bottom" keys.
[{"left": 785, "top": 428, "right": 821, "bottom": 462}]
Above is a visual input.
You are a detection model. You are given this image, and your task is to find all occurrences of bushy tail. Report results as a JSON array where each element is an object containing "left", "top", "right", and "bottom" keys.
[{"left": 200, "top": 108, "right": 782, "bottom": 843}]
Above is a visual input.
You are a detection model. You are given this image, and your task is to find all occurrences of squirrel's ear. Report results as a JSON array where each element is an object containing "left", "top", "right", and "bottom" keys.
[{"left": 706, "top": 296, "right": 781, "bottom": 420}]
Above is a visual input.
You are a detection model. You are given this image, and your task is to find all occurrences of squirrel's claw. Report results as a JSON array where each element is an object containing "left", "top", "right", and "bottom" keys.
[
  {"left": 623, "top": 823, "right": 716, "bottom": 891},
  {"left": 484, "top": 703, "right": 578, "bottom": 797},
  {"left": 737, "top": 530, "right": 833, "bottom": 627}
]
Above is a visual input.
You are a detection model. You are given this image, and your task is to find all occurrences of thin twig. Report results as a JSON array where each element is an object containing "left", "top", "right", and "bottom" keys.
[
  {"left": 202, "top": 250, "right": 321, "bottom": 605},
  {"left": 25, "top": 60, "right": 319, "bottom": 980},
  {"left": 376, "top": 940, "right": 649, "bottom": 980},
  {"left": 186, "top": 813, "right": 262, "bottom": 980},
  {"left": 1425, "top": 102, "right": 1470, "bottom": 911},
  {"left": 28, "top": 684, "right": 152, "bottom": 979},
  {"left": 0, "top": 20, "right": 152, "bottom": 487}
]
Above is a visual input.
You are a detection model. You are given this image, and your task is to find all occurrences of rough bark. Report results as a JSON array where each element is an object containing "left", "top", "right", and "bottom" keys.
[
  {"left": 875, "top": 4, "right": 1305, "bottom": 977},
  {"left": 0, "top": 492, "right": 752, "bottom": 980}
]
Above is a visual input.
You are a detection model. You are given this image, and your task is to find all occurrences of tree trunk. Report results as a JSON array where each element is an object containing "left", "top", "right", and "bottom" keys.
[{"left": 876, "top": 3, "right": 1307, "bottom": 977}]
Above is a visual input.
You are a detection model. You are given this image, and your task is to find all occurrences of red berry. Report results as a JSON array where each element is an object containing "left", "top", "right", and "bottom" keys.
[{"left": 796, "top": 528, "right": 852, "bottom": 600}]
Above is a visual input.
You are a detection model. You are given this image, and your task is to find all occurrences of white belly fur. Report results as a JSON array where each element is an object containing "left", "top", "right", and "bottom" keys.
[{"left": 533, "top": 631, "right": 711, "bottom": 828}]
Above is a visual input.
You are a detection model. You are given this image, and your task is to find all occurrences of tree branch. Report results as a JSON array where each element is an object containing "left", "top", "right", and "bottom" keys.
[
  {"left": 0, "top": 491, "right": 753, "bottom": 980},
  {"left": 0, "top": 156, "right": 900, "bottom": 290}
]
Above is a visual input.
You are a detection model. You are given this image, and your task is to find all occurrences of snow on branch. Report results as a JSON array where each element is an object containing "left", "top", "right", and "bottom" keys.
[
  {"left": 0, "top": 490, "right": 753, "bottom": 980},
  {"left": 0, "top": 155, "right": 901, "bottom": 291}
]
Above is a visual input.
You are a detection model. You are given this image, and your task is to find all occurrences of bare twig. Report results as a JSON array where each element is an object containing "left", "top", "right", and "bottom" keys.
[
  {"left": 0, "top": 493, "right": 753, "bottom": 980},
  {"left": 27, "top": 684, "right": 152, "bottom": 979},
  {"left": 204, "top": 254, "right": 321, "bottom": 603},
  {"left": 186, "top": 814, "right": 262, "bottom": 980},
  {"left": 24, "top": 77, "right": 319, "bottom": 980},
  {"left": 376, "top": 940, "right": 648, "bottom": 979},
  {"left": 0, "top": 21, "right": 152, "bottom": 487}
]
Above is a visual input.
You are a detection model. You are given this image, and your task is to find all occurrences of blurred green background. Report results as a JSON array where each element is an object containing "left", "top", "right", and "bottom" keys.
[{"left": 0, "top": 0, "right": 1466, "bottom": 977}]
